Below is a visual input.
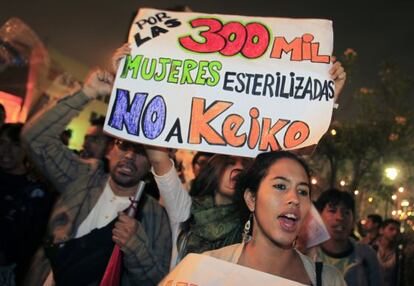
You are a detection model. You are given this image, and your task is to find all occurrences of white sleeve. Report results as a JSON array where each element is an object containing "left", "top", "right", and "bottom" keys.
[{"left": 151, "top": 160, "right": 192, "bottom": 223}]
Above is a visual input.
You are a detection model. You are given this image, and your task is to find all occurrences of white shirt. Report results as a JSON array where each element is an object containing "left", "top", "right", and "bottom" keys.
[
  {"left": 76, "top": 181, "right": 131, "bottom": 238},
  {"left": 44, "top": 181, "right": 133, "bottom": 285},
  {"left": 151, "top": 160, "right": 192, "bottom": 269}
]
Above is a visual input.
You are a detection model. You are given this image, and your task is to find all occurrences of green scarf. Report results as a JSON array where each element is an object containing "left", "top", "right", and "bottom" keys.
[{"left": 178, "top": 196, "right": 243, "bottom": 258}]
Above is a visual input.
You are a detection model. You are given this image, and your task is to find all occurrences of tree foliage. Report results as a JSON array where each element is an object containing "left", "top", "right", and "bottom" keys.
[{"left": 310, "top": 51, "right": 414, "bottom": 217}]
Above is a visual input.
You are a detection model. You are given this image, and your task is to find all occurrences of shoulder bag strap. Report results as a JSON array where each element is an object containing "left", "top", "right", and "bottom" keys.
[{"left": 315, "top": 261, "right": 323, "bottom": 286}]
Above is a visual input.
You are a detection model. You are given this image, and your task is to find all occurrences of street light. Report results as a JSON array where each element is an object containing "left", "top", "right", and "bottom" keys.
[
  {"left": 340, "top": 180, "right": 346, "bottom": 187},
  {"left": 385, "top": 167, "right": 398, "bottom": 181},
  {"left": 354, "top": 190, "right": 359, "bottom": 195}
]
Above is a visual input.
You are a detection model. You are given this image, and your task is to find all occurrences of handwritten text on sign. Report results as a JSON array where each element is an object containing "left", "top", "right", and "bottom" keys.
[{"left": 104, "top": 8, "right": 334, "bottom": 157}]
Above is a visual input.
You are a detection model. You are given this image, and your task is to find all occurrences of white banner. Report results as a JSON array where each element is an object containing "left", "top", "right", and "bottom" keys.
[
  {"left": 104, "top": 8, "right": 334, "bottom": 157},
  {"left": 159, "top": 253, "right": 307, "bottom": 286}
]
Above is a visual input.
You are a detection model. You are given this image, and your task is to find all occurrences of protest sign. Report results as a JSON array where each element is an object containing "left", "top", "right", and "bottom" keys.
[
  {"left": 159, "top": 253, "right": 307, "bottom": 286},
  {"left": 104, "top": 8, "right": 334, "bottom": 157}
]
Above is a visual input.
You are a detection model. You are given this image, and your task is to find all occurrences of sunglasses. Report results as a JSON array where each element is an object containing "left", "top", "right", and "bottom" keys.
[{"left": 114, "top": 139, "right": 146, "bottom": 155}]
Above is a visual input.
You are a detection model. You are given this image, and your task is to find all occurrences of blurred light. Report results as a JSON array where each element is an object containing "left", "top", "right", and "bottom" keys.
[
  {"left": 368, "top": 197, "right": 373, "bottom": 203},
  {"left": 361, "top": 219, "right": 366, "bottom": 225},
  {"left": 340, "top": 180, "right": 346, "bottom": 186},
  {"left": 330, "top": 129, "right": 337, "bottom": 136},
  {"left": 385, "top": 167, "right": 398, "bottom": 181},
  {"left": 354, "top": 190, "right": 359, "bottom": 195},
  {"left": 311, "top": 178, "right": 318, "bottom": 185},
  {"left": 401, "top": 200, "right": 410, "bottom": 207},
  {"left": 408, "top": 211, "right": 412, "bottom": 216},
  {"left": 398, "top": 210, "right": 402, "bottom": 215},
  {"left": 392, "top": 210, "right": 397, "bottom": 216},
  {"left": 392, "top": 194, "right": 397, "bottom": 200},
  {"left": 398, "top": 187, "right": 404, "bottom": 193}
]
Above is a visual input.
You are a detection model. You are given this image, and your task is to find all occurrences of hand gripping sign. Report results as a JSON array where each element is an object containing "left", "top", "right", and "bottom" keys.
[{"left": 104, "top": 8, "right": 334, "bottom": 158}]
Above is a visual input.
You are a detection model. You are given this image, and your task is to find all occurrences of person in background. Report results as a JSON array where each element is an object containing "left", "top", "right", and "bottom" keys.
[
  {"left": 373, "top": 219, "right": 403, "bottom": 286},
  {"left": 146, "top": 146, "right": 251, "bottom": 268},
  {"left": 80, "top": 117, "right": 114, "bottom": 162},
  {"left": 315, "top": 188, "right": 383, "bottom": 286},
  {"left": 361, "top": 213, "right": 383, "bottom": 245},
  {"left": 0, "top": 123, "right": 53, "bottom": 285},
  {"left": 22, "top": 69, "right": 171, "bottom": 286}
]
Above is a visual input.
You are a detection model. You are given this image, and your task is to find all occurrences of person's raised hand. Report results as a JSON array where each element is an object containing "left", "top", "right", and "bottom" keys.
[
  {"left": 145, "top": 146, "right": 173, "bottom": 176},
  {"left": 111, "top": 43, "right": 131, "bottom": 75},
  {"left": 329, "top": 58, "right": 346, "bottom": 103},
  {"left": 82, "top": 69, "right": 114, "bottom": 99}
]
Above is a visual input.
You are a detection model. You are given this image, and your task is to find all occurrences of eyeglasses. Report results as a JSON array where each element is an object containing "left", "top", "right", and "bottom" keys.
[{"left": 114, "top": 139, "right": 146, "bottom": 155}]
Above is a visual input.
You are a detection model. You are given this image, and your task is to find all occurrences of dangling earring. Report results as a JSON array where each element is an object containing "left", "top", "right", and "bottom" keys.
[{"left": 243, "top": 213, "right": 253, "bottom": 243}]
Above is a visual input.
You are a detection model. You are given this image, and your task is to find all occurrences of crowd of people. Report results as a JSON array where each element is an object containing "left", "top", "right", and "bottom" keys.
[{"left": 0, "top": 22, "right": 411, "bottom": 286}]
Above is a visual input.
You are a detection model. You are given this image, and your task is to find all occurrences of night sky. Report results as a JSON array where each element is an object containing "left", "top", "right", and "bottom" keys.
[{"left": 1, "top": 0, "right": 413, "bottom": 118}]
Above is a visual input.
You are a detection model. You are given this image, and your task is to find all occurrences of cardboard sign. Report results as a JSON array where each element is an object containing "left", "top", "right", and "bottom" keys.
[
  {"left": 104, "top": 8, "right": 334, "bottom": 157},
  {"left": 159, "top": 253, "right": 307, "bottom": 286}
]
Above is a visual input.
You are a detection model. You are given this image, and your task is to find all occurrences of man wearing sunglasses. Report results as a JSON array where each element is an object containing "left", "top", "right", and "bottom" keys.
[{"left": 21, "top": 69, "right": 172, "bottom": 286}]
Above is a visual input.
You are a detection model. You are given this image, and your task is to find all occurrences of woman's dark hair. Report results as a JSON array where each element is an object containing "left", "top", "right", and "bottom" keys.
[
  {"left": 189, "top": 154, "right": 251, "bottom": 198},
  {"left": 191, "top": 151, "right": 214, "bottom": 168},
  {"left": 235, "top": 151, "right": 311, "bottom": 222}
]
